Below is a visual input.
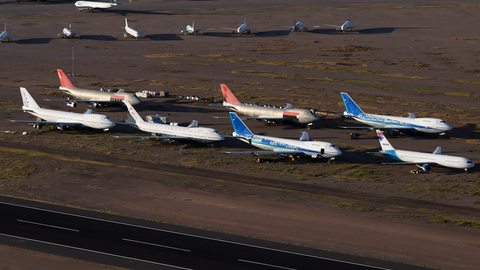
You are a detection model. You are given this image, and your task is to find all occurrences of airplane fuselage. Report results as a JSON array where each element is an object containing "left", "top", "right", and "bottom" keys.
[
  {"left": 137, "top": 121, "right": 224, "bottom": 143},
  {"left": 346, "top": 112, "right": 452, "bottom": 134},
  {"left": 60, "top": 86, "right": 142, "bottom": 106},
  {"left": 23, "top": 107, "right": 115, "bottom": 129},
  {"left": 75, "top": 1, "right": 115, "bottom": 9},
  {"left": 233, "top": 133, "right": 341, "bottom": 159},
  {"left": 237, "top": 23, "right": 247, "bottom": 34},
  {"left": 125, "top": 26, "right": 140, "bottom": 38},
  {"left": 382, "top": 149, "right": 474, "bottom": 170},
  {"left": 225, "top": 102, "right": 319, "bottom": 124},
  {"left": 0, "top": 30, "right": 7, "bottom": 41}
]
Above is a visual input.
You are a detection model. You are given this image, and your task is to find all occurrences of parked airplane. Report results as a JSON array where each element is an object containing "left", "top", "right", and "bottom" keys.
[
  {"left": 74, "top": 0, "right": 131, "bottom": 11},
  {"left": 0, "top": 23, "right": 25, "bottom": 42},
  {"left": 50, "top": 69, "right": 142, "bottom": 108},
  {"left": 47, "top": 24, "right": 91, "bottom": 38},
  {"left": 117, "top": 18, "right": 152, "bottom": 40},
  {"left": 169, "top": 22, "right": 214, "bottom": 35},
  {"left": 227, "top": 112, "right": 342, "bottom": 160},
  {"left": 214, "top": 84, "right": 319, "bottom": 127},
  {"left": 221, "top": 17, "right": 265, "bottom": 35},
  {"left": 11, "top": 87, "right": 115, "bottom": 131},
  {"left": 340, "top": 92, "right": 452, "bottom": 135},
  {"left": 325, "top": 14, "right": 367, "bottom": 32},
  {"left": 370, "top": 130, "right": 474, "bottom": 173},
  {"left": 275, "top": 19, "right": 320, "bottom": 32},
  {"left": 115, "top": 100, "right": 224, "bottom": 143}
]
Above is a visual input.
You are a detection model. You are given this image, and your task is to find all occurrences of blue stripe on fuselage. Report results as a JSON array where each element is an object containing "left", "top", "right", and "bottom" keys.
[{"left": 355, "top": 113, "right": 438, "bottom": 131}]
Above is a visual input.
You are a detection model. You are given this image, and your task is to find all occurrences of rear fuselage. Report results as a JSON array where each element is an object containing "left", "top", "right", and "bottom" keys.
[
  {"left": 226, "top": 102, "right": 318, "bottom": 124},
  {"left": 60, "top": 87, "right": 142, "bottom": 106}
]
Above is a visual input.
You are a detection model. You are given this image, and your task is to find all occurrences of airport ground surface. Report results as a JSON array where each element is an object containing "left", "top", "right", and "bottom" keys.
[{"left": 1, "top": 0, "right": 480, "bottom": 269}]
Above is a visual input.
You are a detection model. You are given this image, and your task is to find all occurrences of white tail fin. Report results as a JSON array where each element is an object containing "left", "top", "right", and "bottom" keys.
[
  {"left": 125, "top": 18, "right": 129, "bottom": 28},
  {"left": 433, "top": 146, "right": 442, "bottom": 154},
  {"left": 20, "top": 87, "right": 41, "bottom": 109},
  {"left": 376, "top": 130, "right": 395, "bottom": 151},
  {"left": 123, "top": 100, "right": 144, "bottom": 123}
]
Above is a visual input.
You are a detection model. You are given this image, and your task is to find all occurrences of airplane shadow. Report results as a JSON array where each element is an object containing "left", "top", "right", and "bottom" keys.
[
  {"left": 15, "top": 38, "right": 52, "bottom": 44},
  {"left": 143, "top": 34, "right": 183, "bottom": 41},
  {"left": 99, "top": 9, "right": 169, "bottom": 16},
  {"left": 312, "top": 26, "right": 441, "bottom": 35},
  {"left": 77, "top": 35, "right": 118, "bottom": 41}
]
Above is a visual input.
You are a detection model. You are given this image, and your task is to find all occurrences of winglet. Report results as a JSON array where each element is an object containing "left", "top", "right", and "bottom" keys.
[
  {"left": 220, "top": 84, "right": 241, "bottom": 105},
  {"left": 341, "top": 92, "right": 364, "bottom": 116},
  {"left": 123, "top": 100, "right": 144, "bottom": 123},
  {"left": 57, "top": 69, "right": 75, "bottom": 88},
  {"left": 230, "top": 112, "right": 254, "bottom": 137},
  {"left": 376, "top": 130, "right": 395, "bottom": 151},
  {"left": 20, "top": 87, "right": 41, "bottom": 109}
]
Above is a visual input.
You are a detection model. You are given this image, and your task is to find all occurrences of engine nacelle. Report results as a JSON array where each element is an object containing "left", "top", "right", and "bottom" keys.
[
  {"left": 67, "top": 100, "right": 77, "bottom": 108},
  {"left": 420, "top": 164, "right": 431, "bottom": 172},
  {"left": 89, "top": 102, "right": 99, "bottom": 108}
]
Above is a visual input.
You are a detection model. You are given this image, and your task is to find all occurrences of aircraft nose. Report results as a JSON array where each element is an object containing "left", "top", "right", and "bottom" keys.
[{"left": 444, "top": 123, "right": 452, "bottom": 131}]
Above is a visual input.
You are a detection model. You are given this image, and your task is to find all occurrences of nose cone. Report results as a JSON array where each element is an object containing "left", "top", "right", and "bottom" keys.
[
  {"left": 466, "top": 160, "right": 475, "bottom": 169},
  {"left": 332, "top": 147, "right": 342, "bottom": 157},
  {"left": 104, "top": 119, "right": 116, "bottom": 129},
  {"left": 443, "top": 122, "right": 452, "bottom": 131}
]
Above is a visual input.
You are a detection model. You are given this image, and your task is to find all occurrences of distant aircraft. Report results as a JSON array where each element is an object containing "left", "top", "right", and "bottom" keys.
[
  {"left": 369, "top": 130, "right": 474, "bottom": 173},
  {"left": 50, "top": 69, "right": 142, "bottom": 108},
  {"left": 169, "top": 22, "right": 215, "bottom": 35},
  {"left": 214, "top": 84, "right": 319, "bottom": 127},
  {"left": 47, "top": 24, "right": 91, "bottom": 38},
  {"left": 275, "top": 19, "right": 320, "bottom": 32},
  {"left": 221, "top": 17, "right": 265, "bottom": 35},
  {"left": 11, "top": 87, "right": 115, "bottom": 131},
  {"left": 74, "top": 0, "right": 131, "bottom": 11},
  {"left": 325, "top": 14, "right": 367, "bottom": 32},
  {"left": 0, "top": 23, "right": 25, "bottom": 42},
  {"left": 226, "top": 112, "right": 342, "bottom": 161},
  {"left": 340, "top": 92, "right": 452, "bottom": 135},
  {"left": 115, "top": 18, "right": 153, "bottom": 40},
  {"left": 114, "top": 100, "right": 224, "bottom": 143}
]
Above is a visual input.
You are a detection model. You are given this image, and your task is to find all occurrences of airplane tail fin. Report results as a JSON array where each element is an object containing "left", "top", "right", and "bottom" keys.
[
  {"left": 20, "top": 87, "right": 41, "bottom": 109},
  {"left": 123, "top": 100, "right": 144, "bottom": 123},
  {"left": 69, "top": 24, "right": 72, "bottom": 31},
  {"left": 230, "top": 112, "right": 254, "bottom": 137},
  {"left": 244, "top": 17, "right": 247, "bottom": 24},
  {"left": 57, "top": 69, "right": 76, "bottom": 88},
  {"left": 220, "top": 84, "right": 241, "bottom": 105},
  {"left": 376, "top": 130, "right": 395, "bottom": 151},
  {"left": 192, "top": 21, "right": 195, "bottom": 29},
  {"left": 125, "top": 18, "right": 128, "bottom": 27},
  {"left": 348, "top": 13, "right": 351, "bottom": 21},
  {"left": 341, "top": 92, "right": 364, "bottom": 116}
]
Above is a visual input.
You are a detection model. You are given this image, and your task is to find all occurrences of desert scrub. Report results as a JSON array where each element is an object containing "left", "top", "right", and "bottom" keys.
[{"left": 0, "top": 157, "right": 36, "bottom": 181}]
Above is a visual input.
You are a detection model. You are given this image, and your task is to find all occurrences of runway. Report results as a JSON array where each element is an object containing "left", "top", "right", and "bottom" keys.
[{"left": 0, "top": 196, "right": 425, "bottom": 270}]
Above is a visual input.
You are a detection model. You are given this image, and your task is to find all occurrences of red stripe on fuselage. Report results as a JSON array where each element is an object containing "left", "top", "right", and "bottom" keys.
[
  {"left": 283, "top": 111, "right": 299, "bottom": 116},
  {"left": 111, "top": 95, "right": 125, "bottom": 100}
]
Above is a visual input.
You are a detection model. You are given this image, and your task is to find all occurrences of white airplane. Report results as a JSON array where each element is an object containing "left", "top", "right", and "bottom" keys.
[
  {"left": 47, "top": 24, "right": 91, "bottom": 38},
  {"left": 115, "top": 100, "right": 224, "bottom": 143},
  {"left": 275, "top": 19, "right": 320, "bottom": 32},
  {"left": 115, "top": 18, "right": 152, "bottom": 40},
  {"left": 10, "top": 87, "right": 115, "bottom": 131},
  {"left": 370, "top": 130, "right": 474, "bottom": 173},
  {"left": 221, "top": 17, "right": 265, "bottom": 35},
  {"left": 325, "top": 14, "right": 367, "bottom": 33},
  {"left": 340, "top": 92, "right": 452, "bottom": 135},
  {"left": 49, "top": 69, "right": 142, "bottom": 108},
  {"left": 74, "top": 0, "right": 131, "bottom": 11},
  {"left": 227, "top": 112, "right": 342, "bottom": 161},
  {"left": 213, "top": 84, "right": 319, "bottom": 127},
  {"left": 0, "top": 23, "right": 25, "bottom": 42},
  {"left": 169, "top": 22, "right": 215, "bottom": 35}
]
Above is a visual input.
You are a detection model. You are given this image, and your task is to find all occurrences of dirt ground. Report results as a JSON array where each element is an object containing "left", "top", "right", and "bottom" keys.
[{"left": 1, "top": 1, "right": 480, "bottom": 269}]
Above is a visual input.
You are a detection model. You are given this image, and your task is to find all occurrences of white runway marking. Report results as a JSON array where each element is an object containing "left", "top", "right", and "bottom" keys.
[
  {"left": 122, "top": 238, "right": 191, "bottom": 252},
  {"left": 0, "top": 232, "right": 193, "bottom": 270},
  {"left": 17, "top": 219, "right": 79, "bottom": 232},
  {"left": 239, "top": 259, "right": 297, "bottom": 270}
]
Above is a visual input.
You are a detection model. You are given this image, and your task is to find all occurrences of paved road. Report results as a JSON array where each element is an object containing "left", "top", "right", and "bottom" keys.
[{"left": 0, "top": 196, "right": 427, "bottom": 270}]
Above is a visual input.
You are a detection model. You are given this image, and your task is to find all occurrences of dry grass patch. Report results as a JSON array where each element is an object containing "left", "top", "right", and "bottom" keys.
[
  {"left": 448, "top": 79, "right": 480, "bottom": 85},
  {"left": 148, "top": 80, "right": 176, "bottom": 86},
  {"left": 371, "top": 5, "right": 403, "bottom": 9},
  {"left": 319, "top": 45, "right": 379, "bottom": 52},
  {"left": 411, "top": 4, "right": 457, "bottom": 8},
  {"left": 450, "top": 37, "right": 478, "bottom": 40},
  {"left": 143, "top": 53, "right": 191, "bottom": 58}
]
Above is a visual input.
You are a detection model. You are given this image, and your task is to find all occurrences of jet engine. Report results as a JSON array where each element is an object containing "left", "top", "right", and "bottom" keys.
[
  {"left": 89, "top": 102, "right": 99, "bottom": 108},
  {"left": 67, "top": 100, "right": 77, "bottom": 108}
]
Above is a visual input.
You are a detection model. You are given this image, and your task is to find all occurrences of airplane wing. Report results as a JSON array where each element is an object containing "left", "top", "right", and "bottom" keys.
[
  {"left": 350, "top": 24, "right": 368, "bottom": 28},
  {"left": 169, "top": 29, "right": 186, "bottom": 32},
  {"left": 10, "top": 120, "right": 82, "bottom": 127},
  {"left": 116, "top": 0, "right": 132, "bottom": 5},
  {"left": 275, "top": 26, "right": 294, "bottom": 29},
  {"left": 195, "top": 28, "right": 215, "bottom": 31},
  {"left": 221, "top": 27, "right": 238, "bottom": 31},
  {"left": 226, "top": 150, "right": 304, "bottom": 156},
  {"left": 245, "top": 26, "right": 267, "bottom": 31},
  {"left": 5, "top": 34, "right": 25, "bottom": 39},
  {"left": 139, "top": 29, "right": 154, "bottom": 34},
  {"left": 325, "top": 24, "right": 341, "bottom": 27},
  {"left": 71, "top": 31, "right": 92, "bottom": 35},
  {"left": 302, "top": 25, "right": 320, "bottom": 28}
]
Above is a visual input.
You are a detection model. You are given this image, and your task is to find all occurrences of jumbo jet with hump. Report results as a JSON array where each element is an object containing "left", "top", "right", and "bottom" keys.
[
  {"left": 370, "top": 130, "right": 474, "bottom": 173},
  {"left": 0, "top": 23, "right": 25, "bottom": 42},
  {"left": 10, "top": 87, "right": 115, "bottom": 131},
  {"left": 340, "top": 92, "right": 452, "bottom": 135},
  {"left": 117, "top": 18, "right": 152, "bottom": 40},
  {"left": 227, "top": 112, "right": 342, "bottom": 160},
  {"left": 115, "top": 100, "right": 224, "bottom": 143},
  {"left": 47, "top": 24, "right": 91, "bottom": 38},
  {"left": 169, "top": 22, "right": 214, "bottom": 35},
  {"left": 74, "top": 0, "right": 131, "bottom": 11},
  {"left": 221, "top": 17, "right": 265, "bottom": 35},
  {"left": 215, "top": 84, "right": 319, "bottom": 127},
  {"left": 275, "top": 19, "right": 320, "bottom": 32},
  {"left": 325, "top": 14, "right": 367, "bottom": 33},
  {"left": 52, "top": 69, "right": 142, "bottom": 108}
]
